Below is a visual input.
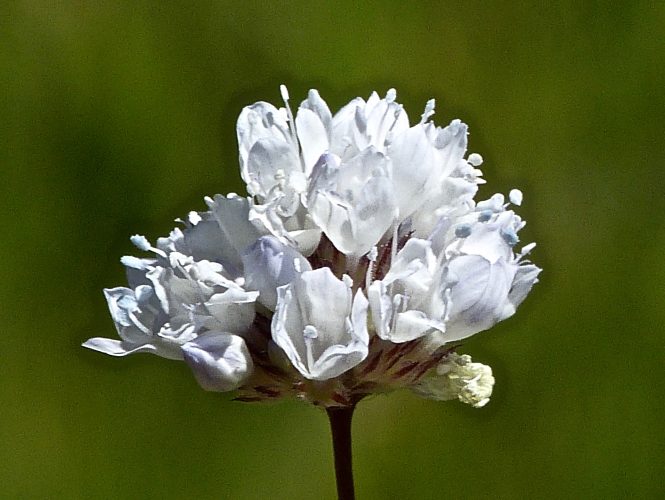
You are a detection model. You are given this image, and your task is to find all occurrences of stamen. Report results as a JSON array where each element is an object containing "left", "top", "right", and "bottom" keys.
[
  {"left": 128, "top": 310, "right": 152, "bottom": 335},
  {"left": 420, "top": 98, "right": 436, "bottom": 124},
  {"left": 130, "top": 235, "right": 167, "bottom": 258},
  {"left": 388, "top": 104, "right": 404, "bottom": 134},
  {"left": 390, "top": 221, "right": 399, "bottom": 265},
  {"left": 303, "top": 325, "right": 318, "bottom": 370},
  {"left": 274, "top": 168, "right": 286, "bottom": 187},
  {"left": 518, "top": 242, "right": 537, "bottom": 258},
  {"left": 279, "top": 84, "right": 300, "bottom": 152},
  {"left": 500, "top": 227, "right": 519, "bottom": 246},
  {"left": 279, "top": 83, "right": 290, "bottom": 103},
  {"left": 365, "top": 246, "right": 378, "bottom": 290},
  {"left": 442, "top": 287, "right": 452, "bottom": 323},
  {"left": 390, "top": 295, "right": 402, "bottom": 332}
]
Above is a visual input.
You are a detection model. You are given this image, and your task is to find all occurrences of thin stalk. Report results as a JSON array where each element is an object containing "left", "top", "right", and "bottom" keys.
[{"left": 326, "top": 406, "right": 356, "bottom": 500}]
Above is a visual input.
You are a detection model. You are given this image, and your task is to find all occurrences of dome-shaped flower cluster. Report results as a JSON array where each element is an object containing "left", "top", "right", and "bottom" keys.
[{"left": 84, "top": 87, "right": 540, "bottom": 408}]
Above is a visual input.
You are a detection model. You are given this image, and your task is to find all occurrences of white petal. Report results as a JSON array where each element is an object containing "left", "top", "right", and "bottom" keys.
[
  {"left": 392, "top": 310, "right": 444, "bottom": 342},
  {"left": 246, "top": 137, "right": 301, "bottom": 198},
  {"left": 296, "top": 102, "right": 330, "bottom": 174},
  {"left": 308, "top": 289, "right": 369, "bottom": 380},
  {"left": 103, "top": 286, "right": 155, "bottom": 344},
  {"left": 389, "top": 125, "right": 440, "bottom": 219},
  {"left": 197, "top": 289, "right": 258, "bottom": 334},
  {"left": 433, "top": 120, "right": 468, "bottom": 177},
  {"left": 81, "top": 338, "right": 158, "bottom": 357},
  {"left": 368, "top": 280, "right": 392, "bottom": 339},
  {"left": 300, "top": 89, "right": 332, "bottom": 133},
  {"left": 444, "top": 256, "right": 516, "bottom": 341},
  {"left": 237, "top": 102, "right": 292, "bottom": 186},
  {"left": 365, "top": 92, "right": 409, "bottom": 151},
  {"left": 459, "top": 224, "right": 510, "bottom": 264},
  {"left": 330, "top": 97, "right": 365, "bottom": 157},
  {"left": 206, "top": 194, "right": 263, "bottom": 277},
  {"left": 504, "top": 264, "right": 541, "bottom": 316},
  {"left": 382, "top": 238, "right": 435, "bottom": 291},
  {"left": 295, "top": 268, "right": 352, "bottom": 337},
  {"left": 155, "top": 213, "right": 235, "bottom": 267},
  {"left": 241, "top": 236, "right": 312, "bottom": 310},
  {"left": 182, "top": 333, "right": 253, "bottom": 392}
]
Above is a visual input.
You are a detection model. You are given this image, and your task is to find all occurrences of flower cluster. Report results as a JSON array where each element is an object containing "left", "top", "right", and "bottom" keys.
[{"left": 84, "top": 87, "right": 540, "bottom": 408}]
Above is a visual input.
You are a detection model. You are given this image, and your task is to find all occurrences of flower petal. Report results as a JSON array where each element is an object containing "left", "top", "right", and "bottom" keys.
[
  {"left": 182, "top": 333, "right": 253, "bottom": 392},
  {"left": 241, "top": 235, "right": 311, "bottom": 310},
  {"left": 444, "top": 256, "right": 516, "bottom": 341},
  {"left": 389, "top": 125, "right": 440, "bottom": 219},
  {"left": 81, "top": 338, "right": 160, "bottom": 357}
]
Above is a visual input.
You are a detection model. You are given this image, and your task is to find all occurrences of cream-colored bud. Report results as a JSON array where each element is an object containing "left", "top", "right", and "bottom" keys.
[{"left": 413, "top": 353, "right": 495, "bottom": 408}]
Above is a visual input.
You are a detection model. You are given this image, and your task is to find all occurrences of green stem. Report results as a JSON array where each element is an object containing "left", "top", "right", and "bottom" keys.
[{"left": 326, "top": 406, "right": 356, "bottom": 500}]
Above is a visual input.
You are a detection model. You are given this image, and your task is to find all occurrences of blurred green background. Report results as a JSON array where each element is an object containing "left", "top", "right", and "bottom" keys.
[{"left": 2, "top": 1, "right": 664, "bottom": 498}]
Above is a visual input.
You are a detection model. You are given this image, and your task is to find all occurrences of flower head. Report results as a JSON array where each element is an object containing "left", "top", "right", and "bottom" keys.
[{"left": 84, "top": 87, "right": 540, "bottom": 409}]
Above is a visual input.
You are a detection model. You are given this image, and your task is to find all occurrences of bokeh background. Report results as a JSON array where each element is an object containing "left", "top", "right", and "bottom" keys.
[{"left": 2, "top": 1, "right": 664, "bottom": 498}]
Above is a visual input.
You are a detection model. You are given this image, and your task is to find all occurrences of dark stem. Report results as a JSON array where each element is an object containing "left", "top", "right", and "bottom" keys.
[{"left": 326, "top": 406, "right": 356, "bottom": 500}]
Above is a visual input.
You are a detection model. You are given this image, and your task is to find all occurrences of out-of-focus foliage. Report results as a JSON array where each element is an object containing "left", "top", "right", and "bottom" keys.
[{"left": 2, "top": 1, "right": 663, "bottom": 498}]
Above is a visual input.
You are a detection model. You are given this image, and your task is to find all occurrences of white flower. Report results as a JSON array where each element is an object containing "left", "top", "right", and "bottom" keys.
[
  {"left": 83, "top": 236, "right": 258, "bottom": 360},
  {"left": 435, "top": 202, "right": 541, "bottom": 343},
  {"left": 306, "top": 150, "right": 397, "bottom": 256},
  {"left": 329, "top": 88, "right": 408, "bottom": 159},
  {"left": 413, "top": 353, "right": 495, "bottom": 408},
  {"left": 236, "top": 87, "right": 326, "bottom": 255},
  {"left": 85, "top": 86, "right": 541, "bottom": 410},
  {"left": 368, "top": 238, "right": 446, "bottom": 343},
  {"left": 409, "top": 119, "right": 481, "bottom": 237},
  {"left": 237, "top": 88, "right": 481, "bottom": 257},
  {"left": 271, "top": 268, "right": 369, "bottom": 381},
  {"left": 83, "top": 284, "right": 191, "bottom": 360}
]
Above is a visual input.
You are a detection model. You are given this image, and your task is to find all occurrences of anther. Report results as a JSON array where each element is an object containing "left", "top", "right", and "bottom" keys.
[
  {"left": 509, "top": 189, "right": 523, "bottom": 206},
  {"left": 468, "top": 153, "right": 483, "bottom": 166},
  {"left": 500, "top": 227, "right": 519, "bottom": 246},
  {"left": 478, "top": 210, "right": 493, "bottom": 222},
  {"left": 455, "top": 224, "right": 472, "bottom": 238}
]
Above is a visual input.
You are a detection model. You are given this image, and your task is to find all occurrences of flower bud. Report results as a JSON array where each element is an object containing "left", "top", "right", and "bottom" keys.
[{"left": 413, "top": 353, "right": 495, "bottom": 408}]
